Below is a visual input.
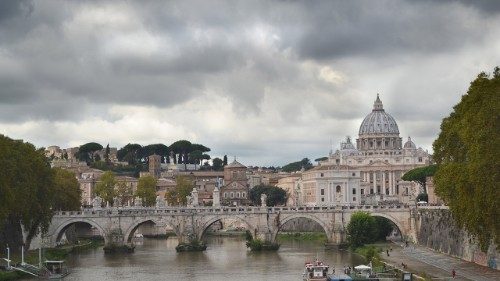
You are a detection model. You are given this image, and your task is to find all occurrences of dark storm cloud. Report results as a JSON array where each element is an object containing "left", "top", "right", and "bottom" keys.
[{"left": 0, "top": 0, "right": 33, "bottom": 22}]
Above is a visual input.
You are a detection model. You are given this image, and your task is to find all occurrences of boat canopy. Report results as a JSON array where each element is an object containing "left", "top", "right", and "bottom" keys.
[{"left": 354, "top": 265, "right": 371, "bottom": 270}]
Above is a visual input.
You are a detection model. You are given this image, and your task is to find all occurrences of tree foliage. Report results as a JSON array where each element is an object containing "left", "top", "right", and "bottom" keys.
[
  {"left": 136, "top": 175, "right": 157, "bottom": 207},
  {"left": 165, "top": 176, "right": 193, "bottom": 206},
  {"left": 51, "top": 168, "right": 81, "bottom": 211},
  {"left": 249, "top": 185, "right": 287, "bottom": 206},
  {"left": 77, "top": 142, "right": 103, "bottom": 163},
  {"left": 347, "top": 212, "right": 377, "bottom": 249},
  {"left": 282, "top": 158, "right": 313, "bottom": 173},
  {"left": 401, "top": 164, "right": 437, "bottom": 193},
  {"left": 94, "top": 171, "right": 116, "bottom": 205},
  {"left": 432, "top": 67, "right": 500, "bottom": 250},
  {"left": 116, "top": 181, "right": 133, "bottom": 206},
  {"left": 0, "top": 135, "right": 81, "bottom": 250},
  {"left": 212, "top": 157, "right": 224, "bottom": 171}
]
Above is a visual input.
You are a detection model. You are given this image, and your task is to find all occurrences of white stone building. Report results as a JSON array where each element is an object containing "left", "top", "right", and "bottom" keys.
[{"left": 320, "top": 95, "right": 431, "bottom": 204}]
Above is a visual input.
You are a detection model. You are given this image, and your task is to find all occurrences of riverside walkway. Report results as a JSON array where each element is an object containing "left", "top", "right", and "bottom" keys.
[{"left": 384, "top": 242, "right": 499, "bottom": 280}]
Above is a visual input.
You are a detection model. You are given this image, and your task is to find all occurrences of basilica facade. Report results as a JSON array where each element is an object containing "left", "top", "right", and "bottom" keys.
[{"left": 317, "top": 95, "right": 431, "bottom": 204}]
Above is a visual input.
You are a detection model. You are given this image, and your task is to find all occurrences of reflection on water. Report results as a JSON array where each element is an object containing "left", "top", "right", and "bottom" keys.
[{"left": 25, "top": 236, "right": 365, "bottom": 281}]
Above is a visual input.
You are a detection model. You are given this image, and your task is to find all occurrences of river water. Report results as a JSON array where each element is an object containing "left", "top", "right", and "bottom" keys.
[{"left": 30, "top": 236, "right": 365, "bottom": 281}]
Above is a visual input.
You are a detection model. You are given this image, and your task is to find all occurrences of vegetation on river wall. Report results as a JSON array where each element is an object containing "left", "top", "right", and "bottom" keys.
[
  {"left": 244, "top": 230, "right": 280, "bottom": 251},
  {"left": 175, "top": 240, "right": 207, "bottom": 252}
]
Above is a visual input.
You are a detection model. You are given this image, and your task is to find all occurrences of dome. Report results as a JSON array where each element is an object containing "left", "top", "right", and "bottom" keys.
[
  {"left": 358, "top": 94, "right": 400, "bottom": 135},
  {"left": 403, "top": 136, "right": 416, "bottom": 149}
]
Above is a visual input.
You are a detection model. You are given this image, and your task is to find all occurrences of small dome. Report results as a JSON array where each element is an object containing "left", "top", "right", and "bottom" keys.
[
  {"left": 403, "top": 137, "right": 416, "bottom": 149},
  {"left": 359, "top": 94, "right": 400, "bottom": 135},
  {"left": 339, "top": 136, "right": 359, "bottom": 156},
  {"left": 226, "top": 159, "right": 246, "bottom": 169}
]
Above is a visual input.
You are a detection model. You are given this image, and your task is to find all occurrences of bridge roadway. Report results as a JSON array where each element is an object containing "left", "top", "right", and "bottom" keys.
[{"left": 42, "top": 204, "right": 419, "bottom": 250}]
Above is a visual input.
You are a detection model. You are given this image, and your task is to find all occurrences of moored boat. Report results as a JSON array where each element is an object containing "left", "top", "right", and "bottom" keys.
[{"left": 303, "top": 259, "right": 331, "bottom": 281}]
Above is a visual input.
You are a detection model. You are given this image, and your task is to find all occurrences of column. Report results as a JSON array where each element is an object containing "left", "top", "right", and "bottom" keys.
[
  {"left": 389, "top": 171, "right": 393, "bottom": 195},
  {"left": 382, "top": 171, "right": 386, "bottom": 192},
  {"left": 372, "top": 172, "right": 376, "bottom": 194}
]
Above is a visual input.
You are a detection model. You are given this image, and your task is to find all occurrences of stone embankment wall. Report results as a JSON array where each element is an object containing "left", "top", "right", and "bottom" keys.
[{"left": 418, "top": 209, "right": 498, "bottom": 270}]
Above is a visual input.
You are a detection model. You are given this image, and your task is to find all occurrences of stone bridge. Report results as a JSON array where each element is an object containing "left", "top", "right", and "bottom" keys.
[{"left": 43, "top": 205, "right": 421, "bottom": 250}]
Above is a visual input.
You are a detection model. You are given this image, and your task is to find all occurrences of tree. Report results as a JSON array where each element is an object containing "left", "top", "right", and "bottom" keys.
[
  {"left": 249, "top": 185, "right": 287, "bottom": 206},
  {"left": 223, "top": 155, "right": 228, "bottom": 166},
  {"left": 140, "top": 144, "right": 169, "bottom": 163},
  {"left": 116, "top": 181, "right": 133, "bottom": 206},
  {"left": 51, "top": 168, "right": 81, "bottom": 211},
  {"left": 347, "top": 211, "right": 377, "bottom": 249},
  {"left": 136, "top": 176, "right": 157, "bottom": 207},
  {"left": 212, "top": 157, "right": 224, "bottom": 171},
  {"left": 170, "top": 140, "right": 192, "bottom": 168},
  {"left": 401, "top": 165, "right": 437, "bottom": 193},
  {"left": 104, "top": 144, "right": 111, "bottom": 164},
  {"left": 282, "top": 158, "right": 313, "bottom": 172},
  {"left": 314, "top": 157, "right": 328, "bottom": 163},
  {"left": 432, "top": 67, "right": 500, "bottom": 250},
  {"left": 165, "top": 176, "right": 193, "bottom": 206},
  {"left": 0, "top": 135, "right": 55, "bottom": 251},
  {"left": 117, "top": 143, "right": 142, "bottom": 165},
  {"left": 77, "top": 142, "right": 103, "bottom": 163},
  {"left": 94, "top": 171, "right": 116, "bottom": 205}
]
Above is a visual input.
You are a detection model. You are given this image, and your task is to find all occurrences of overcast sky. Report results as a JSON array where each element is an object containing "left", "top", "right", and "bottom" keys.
[{"left": 1, "top": 0, "right": 499, "bottom": 166}]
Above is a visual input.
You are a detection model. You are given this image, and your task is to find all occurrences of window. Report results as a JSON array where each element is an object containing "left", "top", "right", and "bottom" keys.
[
  {"left": 396, "top": 186, "right": 399, "bottom": 194},
  {"left": 361, "top": 189, "right": 364, "bottom": 195},
  {"left": 236, "top": 192, "right": 240, "bottom": 198},
  {"left": 230, "top": 192, "right": 234, "bottom": 198},
  {"left": 352, "top": 172, "right": 356, "bottom": 176},
  {"left": 224, "top": 192, "right": 228, "bottom": 198},
  {"left": 385, "top": 188, "right": 389, "bottom": 195},
  {"left": 370, "top": 188, "right": 374, "bottom": 194},
  {"left": 352, "top": 188, "right": 356, "bottom": 195},
  {"left": 418, "top": 157, "right": 423, "bottom": 162},
  {"left": 321, "top": 198, "right": 325, "bottom": 202},
  {"left": 336, "top": 185, "right": 341, "bottom": 193},
  {"left": 320, "top": 173, "right": 324, "bottom": 177},
  {"left": 242, "top": 192, "right": 246, "bottom": 198},
  {"left": 353, "top": 197, "right": 356, "bottom": 201},
  {"left": 320, "top": 189, "right": 325, "bottom": 195}
]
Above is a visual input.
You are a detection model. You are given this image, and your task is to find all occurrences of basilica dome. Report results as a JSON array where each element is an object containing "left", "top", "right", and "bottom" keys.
[
  {"left": 403, "top": 136, "right": 416, "bottom": 149},
  {"left": 358, "top": 95, "right": 400, "bottom": 136}
]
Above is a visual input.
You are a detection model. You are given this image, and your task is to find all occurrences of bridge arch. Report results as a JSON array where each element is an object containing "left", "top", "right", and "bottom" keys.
[
  {"left": 369, "top": 212, "right": 406, "bottom": 238},
  {"left": 273, "top": 213, "right": 332, "bottom": 242},
  {"left": 199, "top": 215, "right": 256, "bottom": 240},
  {"left": 52, "top": 218, "right": 108, "bottom": 245},
  {"left": 123, "top": 218, "right": 180, "bottom": 243}
]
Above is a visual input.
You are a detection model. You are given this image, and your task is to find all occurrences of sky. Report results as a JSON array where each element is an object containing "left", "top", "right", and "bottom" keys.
[{"left": 1, "top": 0, "right": 499, "bottom": 166}]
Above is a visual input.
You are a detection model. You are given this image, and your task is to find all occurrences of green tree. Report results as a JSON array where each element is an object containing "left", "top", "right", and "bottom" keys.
[
  {"left": 401, "top": 165, "right": 437, "bottom": 194},
  {"left": 136, "top": 176, "right": 157, "bottom": 207},
  {"left": 0, "top": 135, "right": 55, "bottom": 250},
  {"left": 51, "top": 168, "right": 81, "bottom": 211},
  {"left": 166, "top": 176, "right": 193, "bottom": 206},
  {"left": 249, "top": 185, "right": 287, "bottom": 206},
  {"left": 117, "top": 143, "right": 142, "bottom": 165},
  {"left": 116, "top": 181, "right": 133, "bottom": 206},
  {"left": 223, "top": 155, "right": 228, "bottom": 166},
  {"left": 314, "top": 157, "right": 328, "bottom": 163},
  {"left": 282, "top": 158, "right": 313, "bottom": 173},
  {"left": 77, "top": 142, "right": 103, "bottom": 163},
  {"left": 432, "top": 67, "right": 500, "bottom": 250},
  {"left": 104, "top": 144, "right": 111, "bottom": 164},
  {"left": 347, "top": 211, "right": 377, "bottom": 249},
  {"left": 170, "top": 140, "right": 192, "bottom": 168},
  {"left": 94, "top": 171, "right": 116, "bottom": 205},
  {"left": 212, "top": 157, "right": 224, "bottom": 171}
]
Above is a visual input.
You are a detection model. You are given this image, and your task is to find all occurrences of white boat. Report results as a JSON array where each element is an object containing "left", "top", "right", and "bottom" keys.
[
  {"left": 134, "top": 233, "right": 144, "bottom": 238},
  {"left": 303, "top": 259, "right": 331, "bottom": 281}
]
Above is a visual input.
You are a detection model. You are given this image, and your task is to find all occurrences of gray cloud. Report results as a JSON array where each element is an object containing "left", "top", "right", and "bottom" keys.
[{"left": 0, "top": 0, "right": 499, "bottom": 165}]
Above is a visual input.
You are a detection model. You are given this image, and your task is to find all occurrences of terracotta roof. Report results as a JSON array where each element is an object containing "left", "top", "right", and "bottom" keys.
[{"left": 225, "top": 160, "right": 246, "bottom": 168}]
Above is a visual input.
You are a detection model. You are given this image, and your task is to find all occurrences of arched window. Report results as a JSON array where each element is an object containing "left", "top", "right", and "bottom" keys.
[
  {"left": 230, "top": 192, "right": 234, "bottom": 198},
  {"left": 241, "top": 192, "right": 246, "bottom": 198},
  {"left": 336, "top": 185, "right": 341, "bottom": 193},
  {"left": 236, "top": 192, "right": 240, "bottom": 198},
  {"left": 224, "top": 192, "right": 228, "bottom": 198}
]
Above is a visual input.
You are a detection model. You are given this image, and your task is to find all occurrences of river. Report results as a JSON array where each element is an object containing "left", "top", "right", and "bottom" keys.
[{"left": 26, "top": 236, "right": 365, "bottom": 281}]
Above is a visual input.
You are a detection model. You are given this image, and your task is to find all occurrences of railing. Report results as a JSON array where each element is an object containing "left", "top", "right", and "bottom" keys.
[{"left": 53, "top": 203, "right": 418, "bottom": 217}]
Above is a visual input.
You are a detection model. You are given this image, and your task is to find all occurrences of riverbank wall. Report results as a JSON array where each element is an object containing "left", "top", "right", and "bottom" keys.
[{"left": 418, "top": 209, "right": 498, "bottom": 270}]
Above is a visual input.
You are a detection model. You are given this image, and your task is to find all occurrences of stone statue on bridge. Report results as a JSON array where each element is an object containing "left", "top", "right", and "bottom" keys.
[
  {"left": 92, "top": 196, "right": 102, "bottom": 209},
  {"left": 134, "top": 197, "right": 143, "bottom": 207},
  {"left": 191, "top": 187, "right": 199, "bottom": 207},
  {"left": 261, "top": 194, "right": 267, "bottom": 207},
  {"left": 212, "top": 186, "right": 220, "bottom": 207},
  {"left": 156, "top": 195, "right": 165, "bottom": 208}
]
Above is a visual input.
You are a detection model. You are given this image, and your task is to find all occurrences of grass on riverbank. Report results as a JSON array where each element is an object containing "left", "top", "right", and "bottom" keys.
[{"left": 0, "top": 271, "right": 29, "bottom": 281}]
